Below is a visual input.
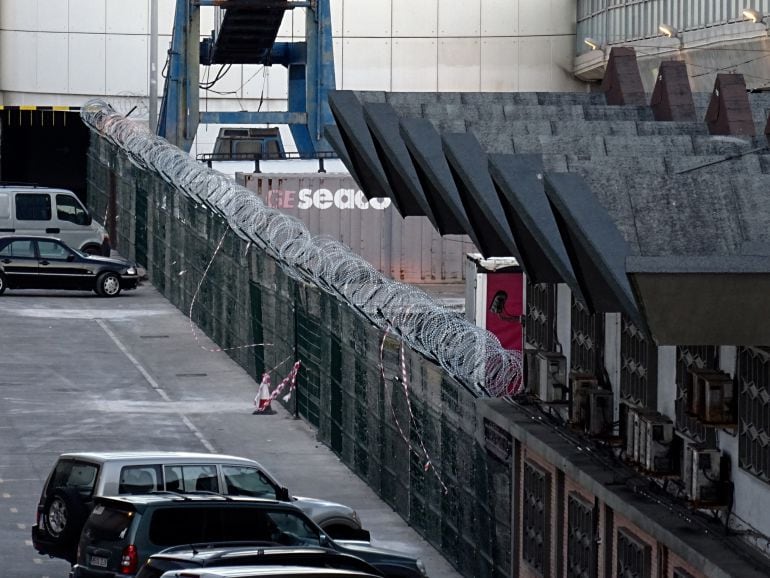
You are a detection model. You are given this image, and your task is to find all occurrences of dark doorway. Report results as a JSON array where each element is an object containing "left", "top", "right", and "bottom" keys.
[{"left": 1, "top": 109, "right": 89, "bottom": 203}]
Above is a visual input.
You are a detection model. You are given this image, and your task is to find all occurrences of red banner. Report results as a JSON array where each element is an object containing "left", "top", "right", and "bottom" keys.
[{"left": 485, "top": 272, "right": 524, "bottom": 394}]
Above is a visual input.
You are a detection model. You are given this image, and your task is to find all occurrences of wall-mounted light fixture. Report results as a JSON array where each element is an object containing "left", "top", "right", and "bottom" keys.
[
  {"left": 658, "top": 23, "right": 679, "bottom": 37},
  {"left": 584, "top": 37, "right": 602, "bottom": 51},
  {"left": 743, "top": 8, "right": 763, "bottom": 23}
]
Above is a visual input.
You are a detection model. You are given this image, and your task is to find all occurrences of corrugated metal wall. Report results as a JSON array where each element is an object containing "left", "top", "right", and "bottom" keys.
[
  {"left": 577, "top": 0, "right": 770, "bottom": 53},
  {"left": 87, "top": 137, "right": 511, "bottom": 578},
  {"left": 236, "top": 172, "right": 476, "bottom": 284}
]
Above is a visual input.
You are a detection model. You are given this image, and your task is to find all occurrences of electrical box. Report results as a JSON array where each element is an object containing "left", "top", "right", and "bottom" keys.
[
  {"left": 526, "top": 350, "right": 567, "bottom": 402},
  {"left": 631, "top": 409, "right": 657, "bottom": 464},
  {"left": 685, "top": 368, "right": 723, "bottom": 416},
  {"left": 570, "top": 373, "right": 599, "bottom": 427},
  {"left": 683, "top": 444, "right": 723, "bottom": 504},
  {"left": 699, "top": 373, "right": 735, "bottom": 425},
  {"left": 588, "top": 388, "right": 613, "bottom": 436},
  {"left": 640, "top": 413, "right": 674, "bottom": 473}
]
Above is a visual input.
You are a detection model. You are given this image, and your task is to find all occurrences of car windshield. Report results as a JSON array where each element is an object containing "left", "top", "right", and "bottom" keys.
[{"left": 149, "top": 506, "right": 323, "bottom": 548}]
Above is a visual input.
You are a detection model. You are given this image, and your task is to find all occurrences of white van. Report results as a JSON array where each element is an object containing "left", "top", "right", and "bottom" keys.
[{"left": 0, "top": 185, "right": 110, "bottom": 255}]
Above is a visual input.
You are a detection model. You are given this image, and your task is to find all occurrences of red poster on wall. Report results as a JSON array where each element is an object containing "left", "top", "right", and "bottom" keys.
[{"left": 485, "top": 272, "right": 525, "bottom": 394}]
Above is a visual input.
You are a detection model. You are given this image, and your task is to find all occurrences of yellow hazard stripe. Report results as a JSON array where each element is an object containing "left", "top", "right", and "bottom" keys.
[{"left": 0, "top": 105, "right": 80, "bottom": 111}]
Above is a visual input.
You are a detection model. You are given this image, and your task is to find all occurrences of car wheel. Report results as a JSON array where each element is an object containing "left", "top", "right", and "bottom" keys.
[
  {"left": 96, "top": 272, "right": 121, "bottom": 297},
  {"left": 0, "top": 271, "right": 6, "bottom": 295},
  {"left": 42, "top": 488, "right": 88, "bottom": 547}
]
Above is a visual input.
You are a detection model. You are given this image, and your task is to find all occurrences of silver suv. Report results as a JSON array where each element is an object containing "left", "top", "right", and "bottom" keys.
[{"left": 32, "top": 451, "right": 368, "bottom": 563}]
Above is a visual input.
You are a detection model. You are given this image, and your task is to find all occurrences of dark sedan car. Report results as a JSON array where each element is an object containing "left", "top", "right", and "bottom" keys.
[{"left": 0, "top": 235, "right": 140, "bottom": 297}]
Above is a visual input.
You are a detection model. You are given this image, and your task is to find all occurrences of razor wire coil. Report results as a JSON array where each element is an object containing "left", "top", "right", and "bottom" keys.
[{"left": 81, "top": 101, "right": 523, "bottom": 396}]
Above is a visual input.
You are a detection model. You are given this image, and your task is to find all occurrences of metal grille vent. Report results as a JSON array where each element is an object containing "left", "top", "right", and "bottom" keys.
[
  {"left": 675, "top": 346, "right": 719, "bottom": 445},
  {"left": 571, "top": 297, "right": 604, "bottom": 376},
  {"left": 523, "top": 460, "right": 550, "bottom": 575},
  {"left": 738, "top": 346, "right": 770, "bottom": 484},
  {"left": 527, "top": 281, "right": 556, "bottom": 351},
  {"left": 620, "top": 315, "right": 657, "bottom": 409},
  {"left": 616, "top": 527, "right": 651, "bottom": 578},
  {"left": 567, "top": 493, "right": 594, "bottom": 578}
]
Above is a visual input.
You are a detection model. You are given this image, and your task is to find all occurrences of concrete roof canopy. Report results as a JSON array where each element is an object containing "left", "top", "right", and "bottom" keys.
[{"left": 325, "top": 48, "right": 770, "bottom": 344}]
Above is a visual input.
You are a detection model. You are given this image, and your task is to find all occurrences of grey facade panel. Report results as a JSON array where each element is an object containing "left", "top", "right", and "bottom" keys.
[
  {"left": 323, "top": 124, "right": 364, "bottom": 187},
  {"left": 328, "top": 90, "right": 393, "bottom": 201},
  {"left": 399, "top": 117, "right": 474, "bottom": 236},
  {"left": 544, "top": 172, "right": 643, "bottom": 325},
  {"left": 362, "top": 102, "right": 435, "bottom": 220},
  {"left": 628, "top": 267, "right": 770, "bottom": 345},
  {"left": 442, "top": 132, "right": 519, "bottom": 259},
  {"left": 488, "top": 154, "right": 580, "bottom": 290}
]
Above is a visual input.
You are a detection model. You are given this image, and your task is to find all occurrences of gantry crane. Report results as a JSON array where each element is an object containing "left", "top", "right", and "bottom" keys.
[{"left": 158, "top": 0, "right": 336, "bottom": 157}]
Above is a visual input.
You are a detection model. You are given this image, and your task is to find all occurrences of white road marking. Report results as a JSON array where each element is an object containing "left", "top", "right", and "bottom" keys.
[
  {"left": 2, "top": 493, "right": 10, "bottom": 498},
  {"left": 97, "top": 319, "right": 171, "bottom": 402},
  {"left": 0, "top": 479, "right": 39, "bottom": 483},
  {"left": 2, "top": 308, "right": 167, "bottom": 320},
  {"left": 32, "top": 558, "right": 42, "bottom": 564},
  {"left": 96, "top": 319, "right": 216, "bottom": 453},
  {"left": 16, "top": 523, "right": 26, "bottom": 529},
  {"left": 25, "top": 540, "right": 32, "bottom": 546},
  {"left": 10, "top": 507, "right": 17, "bottom": 513}
]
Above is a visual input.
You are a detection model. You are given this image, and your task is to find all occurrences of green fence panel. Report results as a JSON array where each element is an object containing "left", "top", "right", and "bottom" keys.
[{"left": 85, "top": 135, "right": 513, "bottom": 578}]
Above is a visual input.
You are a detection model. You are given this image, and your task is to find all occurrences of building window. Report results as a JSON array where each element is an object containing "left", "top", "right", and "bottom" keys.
[
  {"left": 526, "top": 281, "right": 556, "bottom": 351},
  {"left": 567, "top": 493, "right": 594, "bottom": 578},
  {"left": 620, "top": 315, "right": 657, "bottom": 409},
  {"left": 522, "top": 460, "right": 550, "bottom": 575},
  {"left": 571, "top": 297, "right": 604, "bottom": 376},
  {"left": 737, "top": 346, "right": 770, "bottom": 484},
  {"left": 675, "top": 346, "right": 719, "bottom": 445},
  {"left": 616, "top": 527, "right": 651, "bottom": 578}
]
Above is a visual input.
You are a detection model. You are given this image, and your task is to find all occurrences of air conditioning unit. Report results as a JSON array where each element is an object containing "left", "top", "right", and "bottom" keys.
[
  {"left": 639, "top": 413, "right": 674, "bottom": 473},
  {"left": 622, "top": 405, "right": 635, "bottom": 458},
  {"left": 629, "top": 409, "right": 655, "bottom": 464},
  {"left": 570, "top": 373, "right": 599, "bottom": 426},
  {"left": 685, "top": 368, "right": 724, "bottom": 416},
  {"left": 526, "top": 350, "right": 567, "bottom": 402},
  {"left": 699, "top": 373, "right": 735, "bottom": 425},
  {"left": 683, "top": 444, "right": 722, "bottom": 504}
]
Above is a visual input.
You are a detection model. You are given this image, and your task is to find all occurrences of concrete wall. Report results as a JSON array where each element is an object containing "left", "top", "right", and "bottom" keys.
[{"left": 0, "top": 0, "right": 585, "bottom": 153}]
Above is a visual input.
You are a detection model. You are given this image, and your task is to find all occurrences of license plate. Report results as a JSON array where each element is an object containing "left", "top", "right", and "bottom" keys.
[{"left": 90, "top": 555, "right": 109, "bottom": 568}]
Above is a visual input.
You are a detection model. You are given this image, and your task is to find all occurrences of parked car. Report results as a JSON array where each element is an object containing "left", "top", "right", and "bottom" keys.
[
  {"left": 0, "top": 235, "right": 139, "bottom": 296},
  {"left": 70, "top": 495, "right": 425, "bottom": 577},
  {"left": 136, "top": 544, "right": 384, "bottom": 578},
  {"left": 0, "top": 185, "right": 110, "bottom": 255},
  {"left": 136, "top": 542, "right": 384, "bottom": 578},
  {"left": 157, "top": 566, "right": 382, "bottom": 578},
  {"left": 32, "top": 452, "right": 368, "bottom": 563}
]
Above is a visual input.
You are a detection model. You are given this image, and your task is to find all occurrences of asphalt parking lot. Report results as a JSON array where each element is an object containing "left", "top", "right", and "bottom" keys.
[{"left": 0, "top": 284, "right": 462, "bottom": 577}]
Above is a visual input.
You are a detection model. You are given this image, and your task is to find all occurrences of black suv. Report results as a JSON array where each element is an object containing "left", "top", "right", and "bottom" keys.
[
  {"left": 136, "top": 544, "right": 384, "bottom": 578},
  {"left": 72, "top": 495, "right": 427, "bottom": 578}
]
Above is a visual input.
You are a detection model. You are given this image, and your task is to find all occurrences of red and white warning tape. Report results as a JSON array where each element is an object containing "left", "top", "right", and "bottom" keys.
[
  {"left": 380, "top": 324, "right": 447, "bottom": 493},
  {"left": 188, "top": 228, "right": 271, "bottom": 354},
  {"left": 254, "top": 360, "right": 302, "bottom": 412}
]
